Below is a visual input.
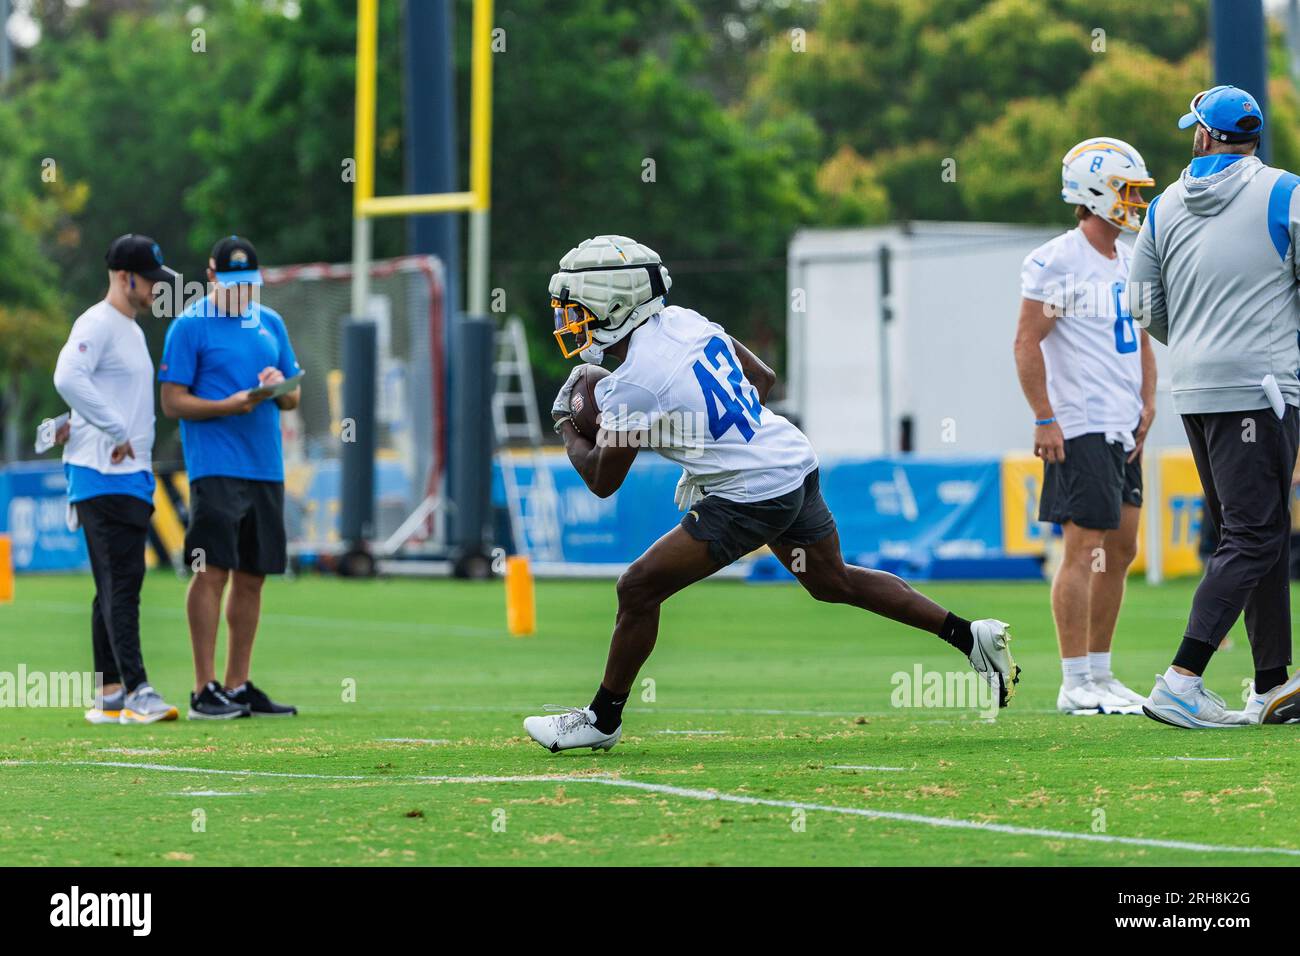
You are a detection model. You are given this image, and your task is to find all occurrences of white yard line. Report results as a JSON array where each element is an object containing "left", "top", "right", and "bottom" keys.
[{"left": 9, "top": 759, "right": 1300, "bottom": 859}]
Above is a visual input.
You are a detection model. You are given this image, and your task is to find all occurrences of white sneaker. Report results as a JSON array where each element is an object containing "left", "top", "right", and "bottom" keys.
[
  {"left": 1260, "top": 672, "right": 1300, "bottom": 724},
  {"left": 84, "top": 691, "right": 124, "bottom": 725},
  {"left": 524, "top": 706, "right": 621, "bottom": 753},
  {"left": 967, "top": 619, "right": 1020, "bottom": 708},
  {"left": 1092, "top": 674, "right": 1148, "bottom": 708},
  {"left": 120, "top": 684, "right": 179, "bottom": 725},
  {"left": 1142, "top": 674, "right": 1252, "bottom": 729},
  {"left": 1057, "top": 678, "right": 1142, "bottom": 715},
  {"left": 1242, "top": 681, "right": 1268, "bottom": 724}
]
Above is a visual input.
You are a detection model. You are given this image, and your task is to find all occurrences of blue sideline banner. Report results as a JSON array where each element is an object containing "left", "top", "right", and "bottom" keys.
[
  {"left": 0, "top": 462, "right": 89, "bottom": 573},
  {"left": 495, "top": 453, "right": 1012, "bottom": 575}
]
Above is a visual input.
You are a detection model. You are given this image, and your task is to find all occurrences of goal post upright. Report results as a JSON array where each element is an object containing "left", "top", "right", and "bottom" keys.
[
  {"left": 349, "top": 0, "right": 495, "bottom": 569},
  {"left": 352, "top": 0, "right": 494, "bottom": 318}
]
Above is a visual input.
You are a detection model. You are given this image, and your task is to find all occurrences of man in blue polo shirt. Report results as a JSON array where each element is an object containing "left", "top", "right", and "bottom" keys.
[{"left": 160, "top": 236, "right": 302, "bottom": 720}]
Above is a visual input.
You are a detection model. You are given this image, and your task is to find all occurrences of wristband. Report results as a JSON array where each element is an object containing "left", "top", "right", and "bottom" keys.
[
  {"left": 1034, "top": 417, "right": 1056, "bottom": 426},
  {"left": 553, "top": 415, "right": 575, "bottom": 435}
]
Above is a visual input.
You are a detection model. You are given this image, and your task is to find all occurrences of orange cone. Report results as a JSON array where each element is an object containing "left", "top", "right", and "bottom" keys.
[
  {"left": 505, "top": 555, "right": 535, "bottom": 637},
  {"left": 0, "top": 534, "right": 13, "bottom": 604}
]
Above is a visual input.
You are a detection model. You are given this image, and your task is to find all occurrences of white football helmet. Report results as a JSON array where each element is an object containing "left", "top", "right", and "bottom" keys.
[
  {"left": 1061, "top": 137, "right": 1154, "bottom": 232},
  {"left": 549, "top": 235, "right": 671, "bottom": 364}
]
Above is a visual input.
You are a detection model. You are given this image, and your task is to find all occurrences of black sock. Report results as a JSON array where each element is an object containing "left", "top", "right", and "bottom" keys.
[
  {"left": 938, "top": 613, "right": 974, "bottom": 656},
  {"left": 1172, "top": 636, "right": 1215, "bottom": 677},
  {"left": 1255, "top": 667, "right": 1289, "bottom": 695},
  {"left": 589, "top": 684, "right": 628, "bottom": 734}
]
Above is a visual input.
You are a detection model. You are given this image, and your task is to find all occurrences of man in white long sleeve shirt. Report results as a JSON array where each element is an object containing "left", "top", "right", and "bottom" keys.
[{"left": 54, "top": 234, "right": 180, "bottom": 725}]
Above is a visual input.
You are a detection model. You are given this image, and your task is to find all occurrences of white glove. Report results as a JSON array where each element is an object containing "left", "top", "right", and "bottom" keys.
[
  {"left": 551, "top": 366, "right": 585, "bottom": 421},
  {"left": 674, "top": 471, "right": 704, "bottom": 512}
]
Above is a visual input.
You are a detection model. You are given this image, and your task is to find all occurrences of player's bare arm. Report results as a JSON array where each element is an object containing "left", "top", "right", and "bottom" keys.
[
  {"left": 1130, "top": 330, "right": 1157, "bottom": 462},
  {"left": 730, "top": 337, "right": 776, "bottom": 404},
  {"left": 557, "top": 419, "right": 639, "bottom": 498},
  {"left": 1012, "top": 296, "right": 1065, "bottom": 463}
]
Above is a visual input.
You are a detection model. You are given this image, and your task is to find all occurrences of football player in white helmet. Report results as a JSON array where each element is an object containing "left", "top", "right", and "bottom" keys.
[
  {"left": 1013, "top": 138, "right": 1157, "bottom": 716},
  {"left": 523, "top": 235, "right": 1020, "bottom": 753}
]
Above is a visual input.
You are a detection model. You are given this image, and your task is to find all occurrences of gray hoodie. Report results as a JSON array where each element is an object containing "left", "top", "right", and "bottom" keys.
[{"left": 1127, "top": 154, "right": 1300, "bottom": 414}]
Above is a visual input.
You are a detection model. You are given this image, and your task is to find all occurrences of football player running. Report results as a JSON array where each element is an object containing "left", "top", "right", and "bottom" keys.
[
  {"left": 1013, "top": 138, "right": 1157, "bottom": 716},
  {"left": 523, "top": 235, "right": 1020, "bottom": 753}
]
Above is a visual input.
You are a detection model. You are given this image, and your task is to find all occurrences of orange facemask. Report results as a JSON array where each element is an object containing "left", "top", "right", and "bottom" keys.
[{"left": 552, "top": 297, "right": 598, "bottom": 358}]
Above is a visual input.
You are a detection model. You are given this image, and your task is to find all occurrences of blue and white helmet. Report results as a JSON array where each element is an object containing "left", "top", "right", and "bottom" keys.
[{"left": 1061, "top": 137, "right": 1154, "bottom": 232}]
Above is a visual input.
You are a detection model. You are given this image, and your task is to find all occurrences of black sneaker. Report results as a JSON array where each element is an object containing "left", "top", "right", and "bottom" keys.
[
  {"left": 227, "top": 680, "right": 297, "bottom": 717},
  {"left": 187, "top": 681, "right": 251, "bottom": 720}
]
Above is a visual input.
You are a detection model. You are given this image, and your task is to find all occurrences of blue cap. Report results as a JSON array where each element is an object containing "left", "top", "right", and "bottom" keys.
[{"left": 1178, "top": 85, "right": 1263, "bottom": 143}]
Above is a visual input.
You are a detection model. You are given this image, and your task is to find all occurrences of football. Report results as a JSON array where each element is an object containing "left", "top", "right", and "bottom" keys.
[{"left": 569, "top": 364, "right": 609, "bottom": 440}]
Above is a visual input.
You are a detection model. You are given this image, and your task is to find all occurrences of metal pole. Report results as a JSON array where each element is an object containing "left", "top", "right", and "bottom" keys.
[
  {"left": 0, "top": 0, "right": 12, "bottom": 88},
  {"left": 878, "top": 243, "right": 893, "bottom": 455},
  {"left": 468, "top": 210, "right": 490, "bottom": 316},
  {"left": 1211, "top": 0, "right": 1269, "bottom": 162},
  {"left": 350, "top": 215, "right": 371, "bottom": 319},
  {"left": 340, "top": 320, "right": 378, "bottom": 576},
  {"left": 1145, "top": 454, "right": 1163, "bottom": 586}
]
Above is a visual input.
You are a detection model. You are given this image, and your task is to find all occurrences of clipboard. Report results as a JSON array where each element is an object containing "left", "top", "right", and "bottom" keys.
[{"left": 249, "top": 371, "right": 305, "bottom": 401}]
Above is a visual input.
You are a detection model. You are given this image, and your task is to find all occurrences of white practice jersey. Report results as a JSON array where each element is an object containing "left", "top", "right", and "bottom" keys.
[
  {"left": 595, "top": 306, "right": 817, "bottom": 503},
  {"left": 1020, "top": 227, "right": 1142, "bottom": 440},
  {"left": 53, "top": 300, "right": 155, "bottom": 475}
]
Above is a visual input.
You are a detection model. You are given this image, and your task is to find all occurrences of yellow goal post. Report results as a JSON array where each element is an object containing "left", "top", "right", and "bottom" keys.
[{"left": 351, "top": 0, "right": 494, "bottom": 317}]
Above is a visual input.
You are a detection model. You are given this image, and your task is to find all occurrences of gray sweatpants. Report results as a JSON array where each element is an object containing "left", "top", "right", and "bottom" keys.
[{"left": 1182, "top": 406, "right": 1299, "bottom": 670}]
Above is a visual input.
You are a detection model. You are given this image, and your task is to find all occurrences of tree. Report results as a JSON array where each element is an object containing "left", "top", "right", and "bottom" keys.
[{"left": 0, "top": 108, "right": 79, "bottom": 461}]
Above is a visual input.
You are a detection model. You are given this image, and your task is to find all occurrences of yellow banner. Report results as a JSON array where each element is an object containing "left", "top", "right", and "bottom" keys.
[{"left": 1156, "top": 450, "right": 1204, "bottom": 579}]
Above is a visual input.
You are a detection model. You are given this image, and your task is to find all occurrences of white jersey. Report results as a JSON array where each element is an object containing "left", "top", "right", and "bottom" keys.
[
  {"left": 53, "top": 300, "right": 155, "bottom": 476},
  {"left": 1020, "top": 227, "right": 1142, "bottom": 440},
  {"left": 595, "top": 306, "right": 817, "bottom": 503}
]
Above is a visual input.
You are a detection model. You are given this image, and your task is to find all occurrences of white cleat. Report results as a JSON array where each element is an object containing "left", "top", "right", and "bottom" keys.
[
  {"left": 1260, "top": 672, "right": 1300, "bottom": 725},
  {"left": 1057, "top": 678, "right": 1142, "bottom": 715},
  {"left": 967, "top": 619, "right": 1020, "bottom": 708},
  {"left": 1093, "top": 674, "right": 1148, "bottom": 706},
  {"left": 1142, "top": 674, "right": 1252, "bottom": 729},
  {"left": 524, "top": 706, "right": 622, "bottom": 753}
]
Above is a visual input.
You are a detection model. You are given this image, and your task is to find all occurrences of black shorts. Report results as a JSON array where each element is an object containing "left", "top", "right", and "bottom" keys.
[
  {"left": 681, "top": 468, "right": 837, "bottom": 567},
  {"left": 1038, "top": 432, "right": 1142, "bottom": 531},
  {"left": 186, "top": 477, "right": 287, "bottom": 575}
]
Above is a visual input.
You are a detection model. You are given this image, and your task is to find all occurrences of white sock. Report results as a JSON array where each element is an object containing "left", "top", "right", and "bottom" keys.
[
  {"left": 1088, "top": 651, "right": 1112, "bottom": 681},
  {"left": 1163, "top": 667, "right": 1200, "bottom": 696},
  {"left": 1062, "top": 656, "right": 1091, "bottom": 686},
  {"left": 227, "top": 682, "right": 247, "bottom": 695}
]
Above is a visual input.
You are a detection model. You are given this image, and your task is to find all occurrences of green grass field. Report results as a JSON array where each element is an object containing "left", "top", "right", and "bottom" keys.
[{"left": 2, "top": 571, "right": 1298, "bottom": 867}]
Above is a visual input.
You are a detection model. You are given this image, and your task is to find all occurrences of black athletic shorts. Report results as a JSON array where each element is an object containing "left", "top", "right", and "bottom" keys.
[
  {"left": 186, "top": 477, "right": 288, "bottom": 575},
  {"left": 1038, "top": 432, "right": 1142, "bottom": 531},
  {"left": 681, "top": 468, "right": 837, "bottom": 567}
]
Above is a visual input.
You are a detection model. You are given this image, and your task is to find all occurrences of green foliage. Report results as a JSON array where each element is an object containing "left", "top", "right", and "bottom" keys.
[
  {"left": 4, "top": 0, "right": 1297, "bottom": 451},
  {"left": 958, "top": 44, "right": 1209, "bottom": 225},
  {"left": 472, "top": 0, "right": 818, "bottom": 376}
]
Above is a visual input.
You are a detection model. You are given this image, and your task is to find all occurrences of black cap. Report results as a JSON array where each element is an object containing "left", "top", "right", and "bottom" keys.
[
  {"left": 105, "top": 234, "right": 175, "bottom": 283},
  {"left": 210, "top": 235, "right": 263, "bottom": 286}
]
